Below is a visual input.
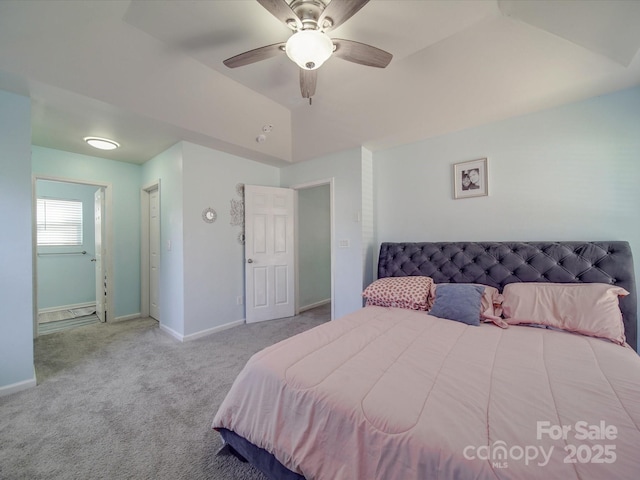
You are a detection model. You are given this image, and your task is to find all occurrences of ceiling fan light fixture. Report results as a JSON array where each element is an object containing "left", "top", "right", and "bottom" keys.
[
  {"left": 285, "top": 30, "right": 333, "bottom": 70},
  {"left": 84, "top": 136, "right": 120, "bottom": 150}
]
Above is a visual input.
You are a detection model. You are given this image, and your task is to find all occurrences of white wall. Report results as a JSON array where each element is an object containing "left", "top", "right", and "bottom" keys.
[
  {"left": 361, "top": 149, "right": 374, "bottom": 288},
  {"left": 0, "top": 90, "right": 34, "bottom": 395},
  {"left": 142, "top": 141, "right": 280, "bottom": 339},
  {"left": 181, "top": 142, "right": 280, "bottom": 337},
  {"left": 374, "top": 86, "right": 640, "bottom": 348},
  {"left": 281, "top": 148, "right": 366, "bottom": 318},
  {"left": 141, "top": 143, "right": 185, "bottom": 337}
]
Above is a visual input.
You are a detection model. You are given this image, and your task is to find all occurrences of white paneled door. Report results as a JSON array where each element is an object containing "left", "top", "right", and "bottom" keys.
[
  {"left": 94, "top": 188, "right": 106, "bottom": 322},
  {"left": 149, "top": 187, "right": 160, "bottom": 320},
  {"left": 245, "top": 185, "right": 295, "bottom": 323}
]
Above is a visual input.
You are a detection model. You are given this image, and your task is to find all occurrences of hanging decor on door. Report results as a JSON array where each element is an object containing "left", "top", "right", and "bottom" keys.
[{"left": 231, "top": 183, "right": 245, "bottom": 244}]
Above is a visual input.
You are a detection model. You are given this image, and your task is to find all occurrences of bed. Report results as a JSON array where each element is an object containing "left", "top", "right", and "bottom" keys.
[{"left": 212, "top": 241, "right": 640, "bottom": 479}]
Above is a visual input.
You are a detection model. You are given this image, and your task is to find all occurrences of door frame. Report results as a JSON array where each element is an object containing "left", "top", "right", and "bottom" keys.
[
  {"left": 140, "top": 179, "right": 160, "bottom": 319},
  {"left": 291, "top": 178, "right": 335, "bottom": 321},
  {"left": 32, "top": 175, "right": 114, "bottom": 337}
]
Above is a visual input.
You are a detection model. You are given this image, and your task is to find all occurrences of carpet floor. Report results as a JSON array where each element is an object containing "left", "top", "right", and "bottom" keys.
[{"left": 0, "top": 305, "right": 330, "bottom": 479}]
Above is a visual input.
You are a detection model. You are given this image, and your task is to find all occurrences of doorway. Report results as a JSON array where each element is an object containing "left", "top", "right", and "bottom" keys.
[
  {"left": 242, "top": 180, "right": 334, "bottom": 323},
  {"left": 293, "top": 179, "right": 334, "bottom": 320},
  {"left": 32, "top": 176, "right": 113, "bottom": 337}
]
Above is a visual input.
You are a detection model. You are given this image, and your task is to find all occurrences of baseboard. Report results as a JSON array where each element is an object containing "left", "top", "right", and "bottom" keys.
[
  {"left": 159, "top": 323, "right": 183, "bottom": 341},
  {"left": 112, "top": 313, "right": 141, "bottom": 322},
  {"left": 38, "top": 302, "right": 95, "bottom": 315},
  {"left": 299, "top": 298, "right": 331, "bottom": 313},
  {"left": 184, "top": 319, "right": 245, "bottom": 341},
  {"left": 0, "top": 374, "right": 37, "bottom": 398},
  {"left": 159, "top": 319, "right": 245, "bottom": 342}
]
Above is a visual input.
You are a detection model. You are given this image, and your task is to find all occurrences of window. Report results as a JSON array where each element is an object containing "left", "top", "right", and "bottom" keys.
[{"left": 37, "top": 198, "right": 83, "bottom": 246}]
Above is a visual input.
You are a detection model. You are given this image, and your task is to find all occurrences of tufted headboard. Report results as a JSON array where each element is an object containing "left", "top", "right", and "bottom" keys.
[{"left": 378, "top": 241, "right": 637, "bottom": 351}]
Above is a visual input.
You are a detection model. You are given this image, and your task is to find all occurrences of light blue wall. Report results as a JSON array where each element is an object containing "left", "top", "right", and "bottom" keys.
[
  {"left": 4, "top": 83, "right": 639, "bottom": 395},
  {"left": 32, "top": 146, "right": 142, "bottom": 319},
  {"left": 36, "top": 180, "right": 98, "bottom": 310},
  {"left": 0, "top": 90, "right": 34, "bottom": 392},
  {"left": 281, "top": 148, "right": 366, "bottom": 318},
  {"left": 374, "top": 86, "right": 640, "bottom": 349},
  {"left": 298, "top": 184, "right": 331, "bottom": 309}
]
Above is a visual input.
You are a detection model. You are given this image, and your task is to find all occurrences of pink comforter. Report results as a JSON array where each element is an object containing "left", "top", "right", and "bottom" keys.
[{"left": 212, "top": 306, "right": 640, "bottom": 479}]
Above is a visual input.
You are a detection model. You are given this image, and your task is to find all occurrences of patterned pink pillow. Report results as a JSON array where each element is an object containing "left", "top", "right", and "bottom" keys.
[{"left": 363, "top": 276, "right": 434, "bottom": 311}]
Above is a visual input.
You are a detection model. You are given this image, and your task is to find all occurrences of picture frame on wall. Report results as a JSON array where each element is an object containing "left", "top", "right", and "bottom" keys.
[{"left": 453, "top": 158, "right": 488, "bottom": 199}]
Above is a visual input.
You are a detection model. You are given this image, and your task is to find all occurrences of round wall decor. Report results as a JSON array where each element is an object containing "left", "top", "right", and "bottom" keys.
[{"left": 202, "top": 207, "right": 217, "bottom": 223}]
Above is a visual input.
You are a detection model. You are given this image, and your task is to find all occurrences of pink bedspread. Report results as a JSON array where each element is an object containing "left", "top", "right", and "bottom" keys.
[{"left": 212, "top": 306, "right": 640, "bottom": 479}]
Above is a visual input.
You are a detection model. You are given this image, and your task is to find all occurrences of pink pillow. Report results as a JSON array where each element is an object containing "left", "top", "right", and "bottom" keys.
[
  {"left": 363, "top": 276, "right": 434, "bottom": 311},
  {"left": 502, "top": 283, "right": 629, "bottom": 345}
]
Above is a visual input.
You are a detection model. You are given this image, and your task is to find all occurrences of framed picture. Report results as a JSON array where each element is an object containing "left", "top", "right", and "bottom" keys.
[{"left": 453, "top": 158, "right": 488, "bottom": 199}]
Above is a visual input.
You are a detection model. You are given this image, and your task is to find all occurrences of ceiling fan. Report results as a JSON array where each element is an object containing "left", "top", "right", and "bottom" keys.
[{"left": 223, "top": 0, "right": 393, "bottom": 102}]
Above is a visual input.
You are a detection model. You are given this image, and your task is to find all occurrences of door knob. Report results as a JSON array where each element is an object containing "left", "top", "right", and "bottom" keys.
[
  {"left": 91, "top": 258, "right": 97, "bottom": 262},
  {"left": 247, "top": 259, "right": 254, "bottom": 263}
]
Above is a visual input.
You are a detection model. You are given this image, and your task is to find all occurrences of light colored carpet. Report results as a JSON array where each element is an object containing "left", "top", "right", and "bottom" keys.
[{"left": 0, "top": 305, "right": 330, "bottom": 479}]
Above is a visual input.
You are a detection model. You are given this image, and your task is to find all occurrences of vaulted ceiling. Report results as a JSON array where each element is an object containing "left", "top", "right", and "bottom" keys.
[{"left": 0, "top": 0, "right": 639, "bottom": 166}]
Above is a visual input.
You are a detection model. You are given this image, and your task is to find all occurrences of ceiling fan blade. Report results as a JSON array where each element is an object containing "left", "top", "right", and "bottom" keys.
[
  {"left": 318, "top": 0, "right": 369, "bottom": 32},
  {"left": 300, "top": 69, "right": 317, "bottom": 98},
  {"left": 332, "top": 39, "right": 392, "bottom": 68},
  {"left": 223, "top": 42, "right": 285, "bottom": 68},
  {"left": 257, "top": 0, "right": 302, "bottom": 30}
]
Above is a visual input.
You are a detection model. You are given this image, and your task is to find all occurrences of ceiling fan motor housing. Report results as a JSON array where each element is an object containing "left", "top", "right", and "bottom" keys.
[{"left": 289, "top": 0, "right": 331, "bottom": 31}]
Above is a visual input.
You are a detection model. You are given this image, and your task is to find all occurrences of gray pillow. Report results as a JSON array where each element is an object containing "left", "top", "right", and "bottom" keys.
[{"left": 429, "top": 284, "right": 485, "bottom": 326}]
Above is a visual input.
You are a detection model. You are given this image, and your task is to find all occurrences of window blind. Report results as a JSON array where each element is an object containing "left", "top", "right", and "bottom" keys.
[{"left": 37, "top": 198, "right": 83, "bottom": 246}]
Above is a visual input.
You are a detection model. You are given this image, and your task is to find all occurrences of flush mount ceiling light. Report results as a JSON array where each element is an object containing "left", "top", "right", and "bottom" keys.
[
  {"left": 285, "top": 30, "right": 333, "bottom": 70},
  {"left": 84, "top": 137, "right": 120, "bottom": 150}
]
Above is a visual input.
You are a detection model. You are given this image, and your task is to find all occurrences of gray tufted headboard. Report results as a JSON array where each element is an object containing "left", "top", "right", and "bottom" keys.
[{"left": 378, "top": 241, "right": 637, "bottom": 351}]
